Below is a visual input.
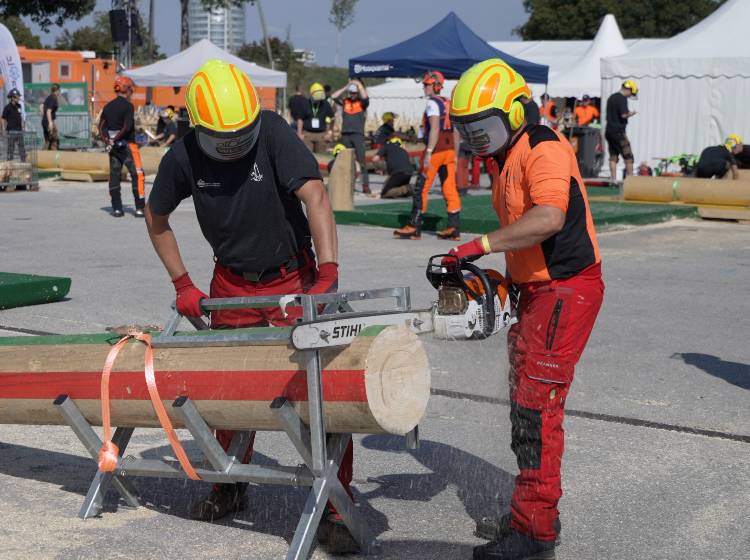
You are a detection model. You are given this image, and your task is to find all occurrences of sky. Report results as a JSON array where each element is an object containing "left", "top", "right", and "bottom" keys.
[{"left": 30, "top": 0, "right": 529, "bottom": 66}]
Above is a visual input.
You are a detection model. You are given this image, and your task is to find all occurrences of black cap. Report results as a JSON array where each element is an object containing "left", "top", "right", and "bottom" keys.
[{"left": 582, "top": 94, "right": 590, "bottom": 101}]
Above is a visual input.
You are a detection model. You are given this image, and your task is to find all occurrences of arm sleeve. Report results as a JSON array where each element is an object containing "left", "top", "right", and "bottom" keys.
[
  {"left": 148, "top": 149, "right": 192, "bottom": 215},
  {"left": 424, "top": 99, "right": 440, "bottom": 118},
  {"left": 268, "top": 112, "right": 322, "bottom": 194},
  {"left": 377, "top": 145, "right": 386, "bottom": 157},
  {"left": 618, "top": 96, "right": 629, "bottom": 117},
  {"left": 2, "top": 106, "right": 9, "bottom": 119},
  {"left": 361, "top": 98, "right": 370, "bottom": 110},
  {"left": 526, "top": 141, "right": 572, "bottom": 213}
]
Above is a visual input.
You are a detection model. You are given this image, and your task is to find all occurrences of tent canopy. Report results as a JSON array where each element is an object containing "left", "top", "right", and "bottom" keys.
[
  {"left": 349, "top": 12, "right": 548, "bottom": 83},
  {"left": 124, "top": 39, "right": 286, "bottom": 87},
  {"left": 546, "top": 14, "right": 628, "bottom": 98}
]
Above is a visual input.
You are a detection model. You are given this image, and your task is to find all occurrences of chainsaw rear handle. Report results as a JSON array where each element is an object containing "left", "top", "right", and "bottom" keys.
[{"left": 461, "top": 261, "right": 496, "bottom": 339}]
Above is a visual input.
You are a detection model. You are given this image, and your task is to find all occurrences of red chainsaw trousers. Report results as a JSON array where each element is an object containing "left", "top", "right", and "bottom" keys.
[
  {"left": 507, "top": 262, "right": 604, "bottom": 542},
  {"left": 209, "top": 262, "right": 354, "bottom": 503}
]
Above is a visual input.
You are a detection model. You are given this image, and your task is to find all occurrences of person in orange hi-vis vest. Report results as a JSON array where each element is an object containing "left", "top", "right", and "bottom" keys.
[
  {"left": 393, "top": 70, "right": 461, "bottom": 240},
  {"left": 448, "top": 58, "right": 605, "bottom": 560}
]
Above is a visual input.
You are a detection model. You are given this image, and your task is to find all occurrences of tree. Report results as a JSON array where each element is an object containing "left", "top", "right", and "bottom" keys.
[
  {"left": 55, "top": 12, "right": 162, "bottom": 66},
  {"left": 516, "top": 0, "right": 726, "bottom": 40},
  {"left": 0, "top": 0, "right": 95, "bottom": 30},
  {"left": 329, "top": 0, "right": 357, "bottom": 66},
  {"left": 0, "top": 16, "right": 43, "bottom": 48}
]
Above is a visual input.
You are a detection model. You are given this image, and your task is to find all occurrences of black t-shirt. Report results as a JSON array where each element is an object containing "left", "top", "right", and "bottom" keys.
[
  {"left": 523, "top": 98, "right": 540, "bottom": 126},
  {"left": 163, "top": 119, "right": 178, "bottom": 139},
  {"left": 373, "top": 123, "right": 395, "bottom": 145},
  {"left": 2, "top": 103, "right": 23, "bottom": 131},
  {"left": 302, "top": 100, "right": 334, "bottom": 133},
  {"left": 100, "top": 96, "right": 135, "bottom": 142},
  {"left": 735, "top": 144, "right": 750, "bottom": 169},
  {"left": 288, "top": 94, "right": 308, "bottom": 122},
  {"left": 149, "top": 110, "right": 322, "bottom": 272},
  {"left": 606, "top": 92, "right": 629, "bottom": 133},
  {"left": 697, "top": 145, "right": 736, "bottom": 175},
  {"left": 42, "top": 94, "right": 58, "bottom": 124},
  {"left": 377, "top": 143, "right": 413, "bottom": 176}
]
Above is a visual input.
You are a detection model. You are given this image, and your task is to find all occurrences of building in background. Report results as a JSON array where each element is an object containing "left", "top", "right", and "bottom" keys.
[
  {"left": 293, "top": 49, "right": 316, "bottom": 66},
  {"left": 188, "top": 0, "right": 246, "bottom": 53}
]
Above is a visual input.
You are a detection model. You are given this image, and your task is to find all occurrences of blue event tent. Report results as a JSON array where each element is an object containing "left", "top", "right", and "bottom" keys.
[{"left": 348, "top": 12, "right": 549, "bottom": 83}]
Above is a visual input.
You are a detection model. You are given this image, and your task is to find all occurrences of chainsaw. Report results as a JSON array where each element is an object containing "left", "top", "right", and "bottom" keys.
[{"left": 290, "top": 254, "right": 514, "bottom": 350}]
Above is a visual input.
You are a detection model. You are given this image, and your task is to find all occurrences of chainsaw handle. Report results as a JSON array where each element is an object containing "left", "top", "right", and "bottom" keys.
[{"left": 461, "top": 261, "right": 496, "bottom": 339}]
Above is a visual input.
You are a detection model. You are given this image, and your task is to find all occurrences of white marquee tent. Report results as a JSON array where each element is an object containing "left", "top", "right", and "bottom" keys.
[
  {"left": 601, "top": 0, "right": 749, "bottom": 166},
  {"left": 367, "top": 16, "right": 664, "bottom": 127},
  {"left": 124, "top": 39, "right": 286, "bottom": 88}
]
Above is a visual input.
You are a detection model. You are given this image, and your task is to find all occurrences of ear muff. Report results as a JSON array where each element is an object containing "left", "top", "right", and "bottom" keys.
[{"left": 508, "top": 99, "right": 525, "bottom": 130}]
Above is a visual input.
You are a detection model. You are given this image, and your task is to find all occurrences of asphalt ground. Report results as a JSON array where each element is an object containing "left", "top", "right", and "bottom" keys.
[{"left": 1, "top": 178, "right": 749, "bottom": 560}]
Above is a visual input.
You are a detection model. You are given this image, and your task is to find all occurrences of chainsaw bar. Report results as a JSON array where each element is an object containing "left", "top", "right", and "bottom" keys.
[{"left": 291, "top": 309, "right": 434, "bottom": 350}]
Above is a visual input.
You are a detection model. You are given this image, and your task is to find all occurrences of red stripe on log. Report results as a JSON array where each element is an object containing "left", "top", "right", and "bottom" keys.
[{"left": 0, "top": 369, "right": 367, "bottom": 402}]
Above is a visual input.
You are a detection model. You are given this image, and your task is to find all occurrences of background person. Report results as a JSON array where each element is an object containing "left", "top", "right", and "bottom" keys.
[
  {"left": 373, "top": 136, "right": 413, "bottom": 198},
  {"left": 288, "top": 86, "right": 308, "bottom": 136},
  {"left": 605, "top": 80, "right": 638, "bottom": 180},
  {"left": 145, "top": 60, "right": 358, "bottom": 553},
  {"left": 574, "top": 95, "right": 599, "bottom": 126},
  {"left": 301, "top": 82, "right": 334, "bottom": 153},
  {"left": 150, "top": 107, "right": 178, "bottom": 147},
  {"left": 98, "top": 76, "right": 146, "bottom": 217},
  {"left": 695, "top": 134, "right": 743, "bottom": 179},
  {"left": 41, "top": 83, "right": 60, "bottom": 150},
  {"left": 449, "top": 58, "right": 604, "bottom": 560},
  {"left": 539, "top": 93, "right": 558, "bottom": 128},
  {"left": 2, "top": 88, "right": 26, "bottom": 162},
  {"left": 373, "top": 111, "right": 397, "bottom": 147},
  {"left": 333, "top": 79, "right": 370, "bottom": 194},
  {"left": 393, "top": 70, "right": 461, "bottom": 240}
]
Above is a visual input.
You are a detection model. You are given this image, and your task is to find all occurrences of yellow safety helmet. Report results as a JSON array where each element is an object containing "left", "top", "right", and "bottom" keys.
[
  {"left": 623, "top": 79, "right": 638, "bottom": 97},
  {"left": 332, "top": 143, "right": 347, "bottom": 157},
  {"left": 186, "top": 59, "right": 262, "bottom": 161},
  {"left": 450, "top": 58, "right": 531, "bottom": 157},
  {"left": 382, "top": 111, "right": 396, "bottom": 123},
  {"left": 310, "top": 82, "right": 326, "bottom": 101},
  {"left": 725, "top": 133, "right": 743, "bottom": 151},
  {"left": 387, "top": 136, "right": 403, "bottom": 147}
]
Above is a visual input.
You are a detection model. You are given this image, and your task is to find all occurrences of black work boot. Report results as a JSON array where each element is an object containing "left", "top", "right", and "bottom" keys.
[
  {"left": 394, "top": 197, "right": 423, "bottom": 240},
  {"left": 437, "top": 211, "right": 460, "bottom": 240},
  {"left": 476, "top": 514, "right": 562, "bottom": 544},
  {"left": 317, "top": 510, "right": 360, "bottom": 554},
  {"left": 473, "top": 528, "right": 556, "bottom": 560},
  {"left": 189, "top": 483, "right": 247, "bottom": 521}
]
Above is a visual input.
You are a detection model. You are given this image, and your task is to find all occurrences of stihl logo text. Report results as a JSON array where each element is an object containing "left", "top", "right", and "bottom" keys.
[{"left": 332, "top": 324, "right": 363, "bottom": 339}]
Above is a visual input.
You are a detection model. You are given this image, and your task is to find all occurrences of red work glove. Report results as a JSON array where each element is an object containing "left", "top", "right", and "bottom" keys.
[
  {"left": 441, "top": 237, "right": 488, "bottom": 267},
  {"left": 308, "top": 262, "right": 339, "bottom": 295},
  {"left": 172, "top": 273, "right": 208, "bottom": 317}
]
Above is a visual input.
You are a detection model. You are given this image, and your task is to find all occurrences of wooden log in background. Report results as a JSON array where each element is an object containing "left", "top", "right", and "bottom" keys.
[
  {"left": 37, "top": 147, "right": 167, "bottom": 176},
  {"left": 0, "top": 326, "right": 430, "bottom": 435},
  {"left": 623, "top": 176, "right": 750, "bottom": 206},
  {"left": 327, "top": 147, "right": 354, "bottom": 211}
]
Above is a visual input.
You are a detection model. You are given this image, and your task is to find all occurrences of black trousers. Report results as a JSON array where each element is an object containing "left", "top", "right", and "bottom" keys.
[
  {"left": 695, "top": 162, "right": 729, "bottom": 179},
  {"left": 341, "top": 132, "right": 369, "bottom": 187},
  {"left": 6, "top": 131, "right": 26, "bottom": 162},
  {"left": 109, "top": 143, "right": 145, "bottom": 211},
  {"left": 381, "top": 171, "right": 412, "bottom": 198}
]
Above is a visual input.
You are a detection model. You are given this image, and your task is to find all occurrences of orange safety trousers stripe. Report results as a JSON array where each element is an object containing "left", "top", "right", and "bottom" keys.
[
  {"left": 420, "top": 149, "right": 461, "bottom": 214},
  {"left": 128, "top": 143, "right": 146, "bottom": 198}
]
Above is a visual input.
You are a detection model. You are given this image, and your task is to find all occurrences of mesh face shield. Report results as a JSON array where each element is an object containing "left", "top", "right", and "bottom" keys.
[
  {"left": 195, "top": 119, "right": 261, "bottom": 162},
  {"left": 453, "top": 111, "right": 511, "bottom": 158}
]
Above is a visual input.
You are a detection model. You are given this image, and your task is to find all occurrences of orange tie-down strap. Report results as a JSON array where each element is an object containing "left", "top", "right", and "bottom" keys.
[{"left": 98, "top": 332, "right": 201, "bottom": 480}]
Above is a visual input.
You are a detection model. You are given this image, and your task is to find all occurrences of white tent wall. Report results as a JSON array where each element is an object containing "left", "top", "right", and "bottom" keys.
[{"left": 601, "top": 0, "right": 750, "bottom": 166}]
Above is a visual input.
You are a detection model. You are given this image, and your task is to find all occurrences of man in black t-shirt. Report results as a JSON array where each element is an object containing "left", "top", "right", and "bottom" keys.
[
  {"left": 605, "top": 80, "right": 638, "bottom": 180},
  {"left": 41, "top": 83, "right": 60, "bottom": 150},
  {"left": 98, "top": 76, "right": 146, "bottom": 217},
  {"left": 301, "top": 82, "right": 334, "bottom": 153},
  {"left": 373, "top": 137, "right": 413, "bottom": 198},
  {"left": 145, "top": 60, "right": 356, "bottom": 554},
  {"left": 288, "top": 87, "right": 308, "bottom": 133},
  {"left": 696, "top": 134, "right": 743, "bottom": 179},
  {"left": 150, "top": 107, "right": 178, "bottom": 147},
  {"left": 2, "top": 89, "right": 26, "bottom": 162}
]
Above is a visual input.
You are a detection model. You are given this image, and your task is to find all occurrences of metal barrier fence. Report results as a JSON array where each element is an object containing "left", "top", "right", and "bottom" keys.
[
  {"left": 0, "top": 131, "right": 40, "bottom": 190},
  {"left": 23, "top": 113, "right": 93, "bottom": 150}
]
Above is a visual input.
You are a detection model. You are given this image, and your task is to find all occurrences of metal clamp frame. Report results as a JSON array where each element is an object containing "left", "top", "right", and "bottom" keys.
[{"left": 55, "top": 288, "right": 418, "bottom": 560}]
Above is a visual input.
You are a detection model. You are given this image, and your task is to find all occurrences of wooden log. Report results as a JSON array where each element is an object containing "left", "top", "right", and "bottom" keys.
[
  {"left": 327, "top": 147, "right": 354, "bottom": 211},
  {"left": 0, "top": 325, "right": 430, "bottom": 435},
  {"left": 37, "top": 148, "right": 167, "bottom": 176},
  {"left": 623, "top": 176, "right": 750, "bottom": 206}
]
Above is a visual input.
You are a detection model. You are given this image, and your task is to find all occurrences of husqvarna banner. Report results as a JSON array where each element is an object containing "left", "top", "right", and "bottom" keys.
[{"left": 0, "top": 22, "right": 24, "bottom": 118}]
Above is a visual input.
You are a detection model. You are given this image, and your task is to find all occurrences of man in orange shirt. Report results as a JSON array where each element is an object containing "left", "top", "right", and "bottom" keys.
[
  {"left": 448, "top": 59, "right": 605, "bottom": 560},
  {"left": 574, "top": 95, "right": 599, "bottom": 126}
]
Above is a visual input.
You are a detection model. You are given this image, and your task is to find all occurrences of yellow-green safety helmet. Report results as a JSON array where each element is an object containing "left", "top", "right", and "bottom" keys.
[
  {"left": 725, "top": 133, "right": 743, "bottom": 150},
  {"left": 387, "top": 136, "right": 403, "bottom": 147},
  {"left": 310, "top": 82, "right": 326, "bottom": 101},
  {"left": 332, "top": 143, "right": 347, "bottom": 157},
  {"left": 623, "top": 79, "right": 638, "bottom": 96},
  {"left": 186, "top": 59, "right": 262, "bottom": 161},
  {"left": 382, "top": 111, "right": 396, "bottom": 123},
  {"left": 450, "top": 58, "right": 531, "bottom": 157}
]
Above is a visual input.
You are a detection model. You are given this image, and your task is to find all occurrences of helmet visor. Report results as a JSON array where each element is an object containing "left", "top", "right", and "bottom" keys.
[
  {"left": 196, "top": 119, "right": 261, "bottom": 162},
  {"left": 453, "top": 113, "right": 510, "bottom": 157}
]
